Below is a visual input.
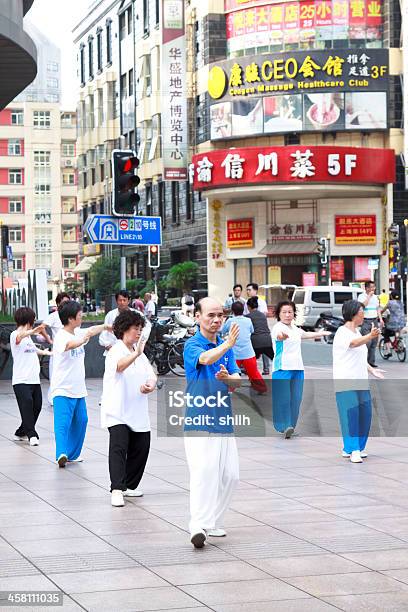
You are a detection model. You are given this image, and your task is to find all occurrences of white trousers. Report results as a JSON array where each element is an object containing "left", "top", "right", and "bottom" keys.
[{"left": 184, "top": 436, "right": 239, "bottom": 535}]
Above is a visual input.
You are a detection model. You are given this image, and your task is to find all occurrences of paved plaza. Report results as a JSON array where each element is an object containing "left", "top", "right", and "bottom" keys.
[{"left": 2, "top": 364, "right": 408, "bottom": 611}]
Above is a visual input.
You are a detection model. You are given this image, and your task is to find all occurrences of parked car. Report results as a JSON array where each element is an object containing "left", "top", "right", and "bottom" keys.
[{"left": 293, "top": 285, "right": 363, "bottom": 329}]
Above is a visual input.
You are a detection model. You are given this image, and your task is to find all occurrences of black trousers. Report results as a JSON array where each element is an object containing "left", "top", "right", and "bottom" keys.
[
  {"left": 108, "top": 425, "right": 150, "bottom": 492},
  {"left": 13, "top": 384, "right": 42, "bottom": 439},
  {"left": 255, "top": 346, "right": 275, "bottom": 361}
]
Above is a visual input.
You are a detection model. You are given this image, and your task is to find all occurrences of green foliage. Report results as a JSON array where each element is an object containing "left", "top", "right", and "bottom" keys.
[
  {"left": 89, "top": 256, "right": 121, "bottom": 297},
  {"left": 166, "top": 262, "right": 199, "bottom": 293}
]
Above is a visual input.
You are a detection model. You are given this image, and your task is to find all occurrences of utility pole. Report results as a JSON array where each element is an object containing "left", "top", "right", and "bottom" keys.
[
  {"left": 326, "top": 234, "right": 332, "bottom": 286},
  {"left": 120, "top": 245, "right": 126, "bottom": 290}
]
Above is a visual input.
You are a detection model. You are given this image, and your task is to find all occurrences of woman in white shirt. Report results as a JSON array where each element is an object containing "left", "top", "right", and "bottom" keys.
[
  {"left": 101, "top": 310, "right": 156, "bottom": 508},
  {"left": 11, "top": 307, "right": 51, "bottom": 446},
  {"left": 43, "top": 292, "right": 70, "bottom": 405},
  {"left": 333, "top": 300, "right": 384, "bottom": 463},
  {"left": 272, "top": 301, "right": 330, "bottom": 438}
]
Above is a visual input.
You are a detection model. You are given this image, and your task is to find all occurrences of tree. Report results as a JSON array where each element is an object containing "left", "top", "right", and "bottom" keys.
[
  {"left": 166, "top": 261, "right": 199, "bottom": 293},
  {"left": 88, "top": 255, "right": 121, "bottom": 297}
]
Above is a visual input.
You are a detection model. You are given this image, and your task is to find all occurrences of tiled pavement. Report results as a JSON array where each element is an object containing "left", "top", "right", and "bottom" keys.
[{"left": 2, "top": 376, "right": 408, "bottom": 611}]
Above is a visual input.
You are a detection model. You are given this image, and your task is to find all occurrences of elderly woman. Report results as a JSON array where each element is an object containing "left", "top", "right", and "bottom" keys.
[
  {"left": 333, "top": 299, "right": 384, "bottom": 463},
  {"left": 101, "top": 310, "right": 156, "bottom": 507}
]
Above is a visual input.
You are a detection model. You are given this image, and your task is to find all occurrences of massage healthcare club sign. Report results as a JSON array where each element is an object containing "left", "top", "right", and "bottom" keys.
[{"left": 189, "top": 146, "right": 395, "bottom": 189}]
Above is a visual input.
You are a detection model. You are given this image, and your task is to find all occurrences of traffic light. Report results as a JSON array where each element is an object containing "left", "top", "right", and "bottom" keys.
[
  {"left": 388, "top": 224, "right": 400, "bottom": 243},
  {"left": 1, "top": 225, "right": 9, "bottom": 259},
  {"left": 112, "top": 149, "right": 140, "bottom": 216},
  {"left": 148, "top": 245, "right": 160, "bottom": 268},
  {"left": 316, "top": 237, "right": 328, "bottom": 264}
]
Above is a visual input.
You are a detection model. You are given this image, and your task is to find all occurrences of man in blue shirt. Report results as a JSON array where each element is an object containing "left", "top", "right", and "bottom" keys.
[
  {"left": 183, "top": 297, "right": 241, "bottom": 548},
  {"left": 223, "top": 301, "right": 267, "bottom": 394}
]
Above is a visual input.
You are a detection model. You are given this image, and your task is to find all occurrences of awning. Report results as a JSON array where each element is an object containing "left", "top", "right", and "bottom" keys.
[
  {"left": 72, "top": 256, "right": 100, "bottom": 273},
  {"left": 258, "top": 241, "right": 317, "bottom": 256}
]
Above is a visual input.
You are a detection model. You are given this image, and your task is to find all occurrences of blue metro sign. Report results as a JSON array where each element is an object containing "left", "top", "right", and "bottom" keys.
[{"left": 84, "top": 215, "right": 162, "bottom": 246}]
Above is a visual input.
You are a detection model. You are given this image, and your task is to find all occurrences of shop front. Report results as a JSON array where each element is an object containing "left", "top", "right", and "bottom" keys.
[{"left": 190, "top": 145, "right": 395, "bottom": 302}]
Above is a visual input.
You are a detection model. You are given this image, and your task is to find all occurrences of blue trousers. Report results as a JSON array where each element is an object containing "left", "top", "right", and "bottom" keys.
[
  {"left": 272, "top": 369, "right": 304, "bottom": 433},
  {"left": 335, "top": 390, "right": 372, "bottom": 454},
  {"left": 53, "top": 396, "right": 88, "bottom": 461}
]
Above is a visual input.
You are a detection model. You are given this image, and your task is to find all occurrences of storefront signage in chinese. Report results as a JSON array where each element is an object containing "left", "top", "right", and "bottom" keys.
[
  {"left": 335, "top": 215, "right": 377, "bottom": 245},
  {"left": 270, "top": 222, "right": 317, "bottom": 241},
  {"left": 190, "top": 146, "right": 395, "bottom": 190},
  {"left": 227, "top": 218, "right": 254, "bottom": 248},
  {"left": 331, "top": 258, "right": 345, "bottom": 280},
  {"left": 161, "top": 0, "right": 188, "bottom": 180},
  {"left": 211, "top": 200, "right": 224, "bottom": 260}
]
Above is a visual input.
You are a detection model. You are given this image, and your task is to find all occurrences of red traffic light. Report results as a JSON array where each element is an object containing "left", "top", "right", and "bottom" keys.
[
  {"left": 150, "top": 246, "right": 158, "bottom": 253},
  {"left": 121, "top": 156, "right": 139, "bottom": 173}
]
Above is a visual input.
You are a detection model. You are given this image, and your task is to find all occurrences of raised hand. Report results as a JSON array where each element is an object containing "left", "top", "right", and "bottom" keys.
[
  {"left": 226, "top": 323, "right": 240, "bottom": 348},
  {"left": 135, "top": 336, "right": 147, "bottom": 357},
  {"left": 276, "top": 331, "right": 289, "bottom": 341},
  {"left": 370, "top": 324, "right": 381, "bottom": 339},
  {"left": 215, "top": 364, "right": 229, "bottom": 381}
]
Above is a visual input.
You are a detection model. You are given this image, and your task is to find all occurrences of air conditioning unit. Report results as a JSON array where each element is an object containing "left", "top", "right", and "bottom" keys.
[{"left": 64, "top": 159, "right": 73, "bottom": 167}]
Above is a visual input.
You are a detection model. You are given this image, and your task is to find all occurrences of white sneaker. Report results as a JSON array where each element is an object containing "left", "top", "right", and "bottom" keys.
[
  {"left": 350, "top": 450, "right": 363, "bottom": 463},
  {"left": 123, "top": 489, "right": 143, "bottom": 497},
  {"left": 111, "top": 490, "right": 125, "bottom": 507},
  {"left": 14, "top": 435, "right": 27, "bottom": 441},
  {"left": 29, "top": 437, "right": 39, "bottom": 446},
  {"left": 190, "top": 530, "right": 206, "bottom": 548},
  {"left": 342, "top": 451, "right": 351, "bottom": 458},
  {"left": 207, "top": 528, "right": 226, "bottom": 537},
  {"left": 360, "top": 451, "right": 368, "bottom": 458},
  {"left": 284, "top": 427, "right": 294, "bottom": 439}
]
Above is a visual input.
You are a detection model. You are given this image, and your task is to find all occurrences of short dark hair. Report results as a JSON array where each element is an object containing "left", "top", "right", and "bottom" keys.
[
  {"left": 115, "top": 290, "right": 130, "bottom": 301},
  {"left": 233, "top": 284, "right": 242, "bottom": 291},
  {"left": 390, "top": 290, "right": 400, "bottom": 300},
  {"left": 231, "top": 301, "right": 244, "bottom": 316},
  {"left": 14, "top": 307, "right": 36, "bottom": 327},
  {"left": 56, "top": 292, "right": 70, "bottom": 306},
  {"left": 246, "top": 283, "right": 259, "bottom": 291},
  {"left": 134, "top": 293, "right": 140, "bottom": 299},
  {"left": 342, "top": 299, "right": 363, "bottom": 322},
  {"left": 276, "top": 300, "right": 296, "bottom": 320},
  {"left": 59, "top": 301, "right": 82, "bottom": 326},
  {"left": 364, "top": 281, "right": 375, "bottom": 289},
  {"left": 246, "top": 296, "right": 259, "bottom": 310},
  {"left": 113, "top": 309, "right": 146, "bottom": 339}
]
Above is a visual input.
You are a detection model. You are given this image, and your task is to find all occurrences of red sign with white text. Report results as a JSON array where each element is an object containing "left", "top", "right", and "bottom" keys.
[
  {"left": 227, "top": 218, "right": 254, "bottom": 248},
  {"left": 191, "top": 146, "right": 395, "bottom": 190},
  {"left": 335, "top": 214, "right": 377, "bottom": 245}
]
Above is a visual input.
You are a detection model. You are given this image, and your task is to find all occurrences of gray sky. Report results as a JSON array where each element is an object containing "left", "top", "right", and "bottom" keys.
[{"left": 26, "top": 0, "right": 87, "bottom": 109}]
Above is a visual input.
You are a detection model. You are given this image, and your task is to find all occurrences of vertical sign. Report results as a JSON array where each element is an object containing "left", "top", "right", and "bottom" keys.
[{"left": 161, "top": 0, "right": 188, "bottom": 180}]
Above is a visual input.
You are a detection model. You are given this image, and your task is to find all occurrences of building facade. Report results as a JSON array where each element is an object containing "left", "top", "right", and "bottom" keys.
[{"left": 0, "top": 103, "right": 79, "bottom": 296}]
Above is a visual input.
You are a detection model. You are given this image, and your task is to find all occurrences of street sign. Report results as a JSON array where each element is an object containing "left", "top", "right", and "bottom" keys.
[
  {"left": 6, "top": 245, "right": 12, "bottom": 262},
  {"left": 84, "top": 215, "right": 162, "bottom": 245},
  {"left": 368, "top": 258, "right": 379, "bottom": 270}
]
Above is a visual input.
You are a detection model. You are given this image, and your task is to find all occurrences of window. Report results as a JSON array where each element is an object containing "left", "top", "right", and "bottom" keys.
[
  {"left": 127, "top": 7, "right": 133, "bottom": 34},
  {"left": 148, "top": 114, "right": 160, "bottom": 161},
  {"left": 144, "top": 55, "right": 151, "bottom": 96},
  {"left": 35, "top": 184, "right": 51, "bottom": 195},
  {"left": 143, "top": 0, "right": 149, "bottom": 34},
  {"left": 47, "top": 78, "right": 58, "bottom": 88},
  {"left": 34, "top": 213, "right": 51, "bottom": 225},
  {"left": 47, "top": 61, "right": 58, "bottom": 72},
  {"left": 8, "top": 139, "right": 21, "bottom": 155},
  {"left": 185, "top": 182, "right": 193, "bottom": 221},
  {"left": 13, "top": 258, "right": 24, "bottom": 271},
  {"left": 62, "top": 142, "right": 75, "bottom": 157},
  {"left": 80, "top": 44, "right": 85, "bottom": 85},
  {"left": 63, "top": 256, "right": 77, "bottom": 269},
  {"left": 9, "top": 228, "right": 22, "bottom": 242},
  {"left": 158, "top": 181, "right": 166, "bottom": 227},
  {"left": 119, "top": 12, "right": 126, "bottom": 40},
  {"left": 11, "top": 110, "right": 23, "bottom": 125},
  {"left": 33, "top": 111, "right": 51, "bottom": 128},
  {"left": 334, "top": 292, "right": 353, "bottom": 304},
  {"left": 106, "top": 20, "right": 112, "bottom": 64},
  {"left": 9, "top": 169, "right": 22, "bottom": 184},
  {"left": 146, "top": 184, "right": 152, "bottom": 216},
  {"left": 293, "top": 290, "right": 305, "bottom": 304},
  {"left": 97, "top": 29, "right": 102, "bottom": 71},
  {"left": 61, "top": 112, "right": 74, "bottom": 127},
  {"left": 88, "top": 36, "right": 94, "bottom": 79},
  {"left": 8, "top": 199, "right": 22, "bottom": 213},
  {"left": 62, "top": 226, "right": 76, "bottom": 241},
  {"left": 171, "top": 182, "right": 179, "bottom": 224},
  {"left": 155, "top": 0, "right": 159, "bottom": 26},
  {"left": 35, "top": 238, "right": 52, "bottom": 251},
  {"left": 144, "top": 120, "right": 152, "bottom": 163},
  {"left": 128, "top": 69, "right": 134, "bottom": 97},
  {"left": 62, "top": 197, "right": 76, "bottom": 213},
  {"left": 34, "top": 150, "right": 50, "bottom": 166},
  {"left": 62, "top": 171, "right": 75, "bottom": 186},
  {"left": 120, "top": 73, "right": 128, "bottom": 99},
  {"left": 311, "top": 291, "right": 331, "bottom": 304}
]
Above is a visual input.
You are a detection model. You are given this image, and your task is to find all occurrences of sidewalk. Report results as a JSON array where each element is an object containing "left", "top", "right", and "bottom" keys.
[{"left": 2, "top": 380, "right": 408, "bottom": 610}]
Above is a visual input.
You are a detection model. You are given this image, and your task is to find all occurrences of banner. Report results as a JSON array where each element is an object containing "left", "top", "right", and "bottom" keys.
[
  {"left": 227, "top": 218, "right": 254, "bottom": 248},
  {"left": 335, "top": 215, "right": 377, "bottom": 245},
  {"left": 161, "top": 0, "right": 188, "bottom": 180}
]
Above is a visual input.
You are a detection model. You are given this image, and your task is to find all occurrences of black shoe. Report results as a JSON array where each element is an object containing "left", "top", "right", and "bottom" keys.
[
  {"left": 191, "top": 531, "right": 206, "bottom": 548},
  {"left": 369, "top": 363, "right": 378, "bottom": 368},
  {"left": 262, "top": 370, "right": 270, "bottom": 376}
]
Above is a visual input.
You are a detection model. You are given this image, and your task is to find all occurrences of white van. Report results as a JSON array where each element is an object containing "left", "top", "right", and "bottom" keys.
[{"left": 293, "top": 285, "right": 363, "bottom": 329}]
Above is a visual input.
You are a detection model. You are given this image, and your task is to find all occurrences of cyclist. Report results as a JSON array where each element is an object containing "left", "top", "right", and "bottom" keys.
[{"left": 382, "top": 291, "right": 406, "bottom": 356}]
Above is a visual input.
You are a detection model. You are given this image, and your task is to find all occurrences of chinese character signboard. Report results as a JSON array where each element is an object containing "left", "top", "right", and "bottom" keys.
[
  {"left": 208, "top": 48, "right": 388, "bottom": 139},
  {"left": 302, "top": 272, "right": 317, "bottom": 286},
  {"left": 211, "top": 200, "right": 224, "bottom": 260},
  {"left": 190, "top": 146, "right": 395, "bottom": 190},
  {"left": 354, "top": 256, "right": 371, "bottom": 281},
  {"left": 331, "top": 258, "right": 345, "bottom": 280},
  {"left": 269, "top": 222, "right": 317, "bottom": 241},
  {"left": 335, "top": 215, "right": 377, "bottom": 245},
  {"left": 161, "top": 0, "right": 188, "bottom": 180},
  {"left": 227, "top": 218, "right": 254, "bottom": 248}
]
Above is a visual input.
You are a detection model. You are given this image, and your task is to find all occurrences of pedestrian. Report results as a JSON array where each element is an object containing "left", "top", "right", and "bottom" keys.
[
  {"left": 222, "top": 301, "right": 266, "bottom": 394},
  {"left": 51, "top": 301, "right": 111, "bottom": 467},
  {"left": 11, "top": 308, "right": 52, "bottom": 446},
  {"left": 144, "top": 292, "right": 156, "bottom": 319},
  {"left": 184, "top": 297, "right": 241, "bottom": 548},
  {"left": 271, "top": 300, "right": 330, "bottom": 438},
  {"left": 101, "top": 310, "right": 156, "bottom": 507},
  {"left": 379, "top": 289, "right": 389, "bottom": 309},
  {"left": 333, "top": 299, "right": 384, "bottom": 463},
  {"left": 43, "top": 292, "right": 70, "bottom": 405},
  {"left": 245, "top": 296, "right": 274, "bottom": 364},
  {"left": 132, "top": 293, "right": 145, "bottom": 313},
  {"left": 99, "top": 290, "right": 134, "bottom": 354},
  {"left": 224, "top": 284, "right": 246, "bottom": 312},
  {"left": 181, "top": 292, "right": 195, "bottom": 318},
  {"left": 244, "top": 283, "right": 269, "bottom": 374},
  {"left": 358, "top": 281, "right": 384, "bottom": 367},
  {"left": 381, "top": 290, "right": 406, "bottom": 356}
]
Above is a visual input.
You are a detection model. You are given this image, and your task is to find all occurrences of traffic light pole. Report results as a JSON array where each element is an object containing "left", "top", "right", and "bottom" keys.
[
  {"left": 120, "top": 245, "right": 126, "bottom": 290},
  {"left": 326, "top": 236, "right": 331, "bottom": 286}
]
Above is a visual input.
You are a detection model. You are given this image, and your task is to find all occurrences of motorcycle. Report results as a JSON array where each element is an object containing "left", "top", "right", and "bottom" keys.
[
  {"left": 144, "top": 311, "right": 196, "bottom": 375},
  {"left": 315, "top": 311, "right": 344, "bottom": 344}
]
